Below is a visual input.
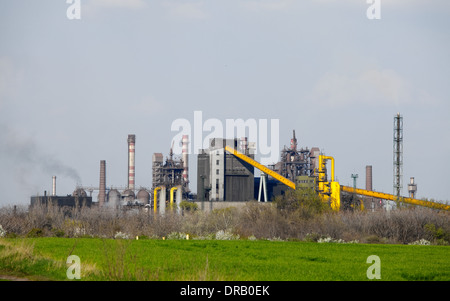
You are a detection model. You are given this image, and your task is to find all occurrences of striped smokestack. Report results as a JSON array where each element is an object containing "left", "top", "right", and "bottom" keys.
[
  {"left": 182, "top": 134, "right": 189, "bottom": 191},
  {"left": 127, "top": 134, "right": 136, "bottom": 191},
  {"left": 99, "top": 160, "right": 106, "bottom": 206}
]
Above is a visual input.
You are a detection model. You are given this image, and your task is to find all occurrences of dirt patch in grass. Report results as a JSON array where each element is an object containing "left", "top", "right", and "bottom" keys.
[{"left": 0, "top": 274, "right": 30, "bottom": 281}]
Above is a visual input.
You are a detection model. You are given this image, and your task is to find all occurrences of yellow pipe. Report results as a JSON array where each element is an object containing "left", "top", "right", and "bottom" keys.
[
  {"left": 153, "top": 187, "right": 161, "bottom": 213},
  {"left": 170, "top": 187, "right": 178, "bottom": 211},
  {"left": 330, "top": 181, "right": 341, "bottom": 211},
  {"left": 341, "top": 186, "right": 450, "bottom": 211},
  {"left": 320, "top": 156, "right": 335, "bottom": 182},
  {"left": 316, "top": 155, "right": 340, "bottom": 211}
]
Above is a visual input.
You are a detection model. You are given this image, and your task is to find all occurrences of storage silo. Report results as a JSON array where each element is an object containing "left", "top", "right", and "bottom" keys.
[
  {"left": 107, "top": 189, "right": 121, "bottom": 208},
  {"left": 122, "top": 189, "right": 135, "bottom": 205},
  {"left": 137, "top": 188, "right": 150, "bottom": 205}
]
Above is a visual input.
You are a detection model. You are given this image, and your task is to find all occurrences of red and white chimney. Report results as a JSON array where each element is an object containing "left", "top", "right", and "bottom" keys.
[
  {"left": 127, "top": 134, "right": 136, "bottom": 191},
  {"left": 182, "top": 134, "right": 189, "bottom": 191}
]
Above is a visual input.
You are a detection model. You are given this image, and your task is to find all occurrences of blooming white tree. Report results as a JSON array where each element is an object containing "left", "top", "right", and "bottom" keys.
[{"left": 0, "top": 225, "right": 6, "bottom": 238}]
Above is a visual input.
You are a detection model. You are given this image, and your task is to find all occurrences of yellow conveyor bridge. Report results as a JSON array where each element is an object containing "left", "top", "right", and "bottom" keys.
[{"left": 224, "top": 146, "right": 449, "bottom": 212}]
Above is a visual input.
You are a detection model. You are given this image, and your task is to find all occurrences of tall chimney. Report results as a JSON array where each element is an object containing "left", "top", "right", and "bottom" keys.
[
  {"left": 182, "top": 134, "right": 189, "bottom": 191},
  {"left": 99, "top": 160, "right": 106, "bottom": 206},
  {"left": 52, "top": 176, "right": 56, "bottom": 196},
  {"left": 366, "top": 165, "right": 373, "bottom": 191},
  {"left": 127, "top": 134, "right": 136, "bottom": 190},
  {"left": 290, "top": 130, "right": 297, "bottom": 151},
  {"left": 408, "top": 177, "right": 417, "bottom": 198}
]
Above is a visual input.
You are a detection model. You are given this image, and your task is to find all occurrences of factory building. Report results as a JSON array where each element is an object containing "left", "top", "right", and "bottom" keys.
[
  {"left": 29, "top": 113, "right": 441, "bottom": 213},
  {"left": 152, "top": 135, "right": 190, "bottom": 193},
  {"left": 269, "top": 131, "right": 318, "bottom": 180},
  {"left": 152, "top": 151, "right": 184, "bottom": 190},
  {"left": 252, "top": 132, "right": 319, "bottom": 202},
  {"left": 150, "top": 135, "right": 190, "bottom": 212},
  {"left": 197, "top": 138, "right": 255, "bottom": 202},
  {"left": 31, "top": 131, "right": 323, "bottom": 211},
  {"left": 30, "top": 176, "right": 92, "bottom": 208},
  {"left": 197, "top": 132, "right": 320, "bottom": 203},
  {"left": 30, "top": 187, "right": 92, "bottom": 209}
]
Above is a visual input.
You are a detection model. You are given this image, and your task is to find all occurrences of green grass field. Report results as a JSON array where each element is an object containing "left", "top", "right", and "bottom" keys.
[{"left": 0, "top": 237, "right": 449, "bottom": 281}]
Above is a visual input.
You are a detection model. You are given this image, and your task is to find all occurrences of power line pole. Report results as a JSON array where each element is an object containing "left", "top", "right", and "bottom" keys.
[
  {"left": 393, "top": 113, "right": 403, "bottom": 205},
  {"left": 351, "top": 174, "right": 358, "bottom": 189}
]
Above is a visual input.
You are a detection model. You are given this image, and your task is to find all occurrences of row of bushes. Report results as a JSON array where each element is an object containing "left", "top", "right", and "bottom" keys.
[{"left": 0, "top": 190, "right": 449, "bottom": 245}]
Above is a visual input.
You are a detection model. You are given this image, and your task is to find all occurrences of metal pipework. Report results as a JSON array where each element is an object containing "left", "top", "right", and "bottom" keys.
[
  {"left": 182, "top": 135, "right": 189, "bottom": 190},
  {"left": 170, "top": 186, "right": 178, "bottom": 211},
  {"left": 317, "top": 155, "right": 340, "bottom": 211},
  {"left": 322, "top": 156, "right": 335, "bottom": 181},
  {"left": 153, "top": 187, "right": 161, "bottom": 213}
]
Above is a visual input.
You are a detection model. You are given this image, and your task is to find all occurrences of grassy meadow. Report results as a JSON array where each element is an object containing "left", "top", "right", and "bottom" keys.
[{"left": 0, "top": 237, "right": 449, "bottom": 281}]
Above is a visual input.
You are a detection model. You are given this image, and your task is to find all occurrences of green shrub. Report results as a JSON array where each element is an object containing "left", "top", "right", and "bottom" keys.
[
  {"left": 274, "top": 188, "right": 330, "bottom": 219},
  {"left": 52, "top": 228, "right": 65, "bottom": 238},
  {"left": 363, "top": 235, "right": 386, "bottom": 244},
  {"left": 304, "top": 232, "right": 322, "bottom": 242},
  {"left": 26, "top": 228, "right": 44, "bottom": 238},
  {"left": 179, "top": 201, "right": 198, "bottom": 212},
  {"left": 424, "top": 224, "right": 450, "bottom": 245},
  {"left": 0, "top": 225, "right": 6, "bottom": 237},
  {"left": 167, "top": 232, "right": 188, "bottom": 240}
]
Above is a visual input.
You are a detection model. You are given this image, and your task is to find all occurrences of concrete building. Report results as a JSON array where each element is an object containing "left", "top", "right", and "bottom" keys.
[
  {"left": 198, "top": 138, "right": 255, "bottom": 202},
  {"left": 30, "top": 189, "right": 92, "bottom": 209}
]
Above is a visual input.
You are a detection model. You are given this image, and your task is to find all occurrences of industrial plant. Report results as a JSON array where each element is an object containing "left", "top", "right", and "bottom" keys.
[{"left": 30, "top": 114, "right": 449, "bottom": 213}]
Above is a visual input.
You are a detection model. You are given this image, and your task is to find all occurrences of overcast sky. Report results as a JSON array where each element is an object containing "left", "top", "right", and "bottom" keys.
[{"left": 1, "top": 0, "right": 449, "bottom": 206}]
